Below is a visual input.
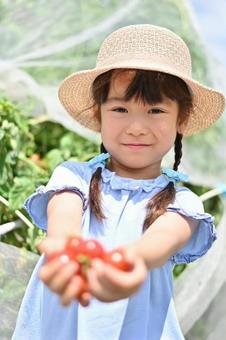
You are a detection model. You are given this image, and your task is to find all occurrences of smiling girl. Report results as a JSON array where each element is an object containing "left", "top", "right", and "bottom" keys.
[{"left": 13, "top": 24, "right": 225, "bottom": 340}]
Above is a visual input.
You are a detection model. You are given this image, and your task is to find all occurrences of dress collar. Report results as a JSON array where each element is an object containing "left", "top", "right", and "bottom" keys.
[
  {"left": 101, "top": 168, "right": 169, "bottom": 192},
  {"left": 88, "top": 152, "right": 189, "bottom": 192}
]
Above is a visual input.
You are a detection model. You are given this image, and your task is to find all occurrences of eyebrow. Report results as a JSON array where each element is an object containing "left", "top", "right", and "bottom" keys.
[{"left": 105, "top": 97, "right": 126, "bottom": 103}]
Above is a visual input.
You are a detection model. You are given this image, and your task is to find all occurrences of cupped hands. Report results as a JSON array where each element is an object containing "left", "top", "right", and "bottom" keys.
[{"left": 37, "top": 236, "right": 148, "bottom": 307}]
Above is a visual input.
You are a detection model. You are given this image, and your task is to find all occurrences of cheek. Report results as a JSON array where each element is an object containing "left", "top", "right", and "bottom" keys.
[
  {"left": 152, "top": 120, "right": 177, "bottom": 143},
  {"left": 100, "top": 113, "right": 124, "bottom": 135},
  {"left": 100, "top": 116, "right": 118, "bottom": 143}
]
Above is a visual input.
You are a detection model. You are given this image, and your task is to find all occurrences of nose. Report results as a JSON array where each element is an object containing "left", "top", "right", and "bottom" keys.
[{"left": 125, "top": 118, "right": 149, "bottom": 136}]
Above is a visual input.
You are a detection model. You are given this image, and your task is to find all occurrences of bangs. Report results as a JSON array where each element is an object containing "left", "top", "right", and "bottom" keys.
[
  {"left": 122, "top": 70, "right": 166, "bottom": 104},
  {"left": 92, "top": 68, "right": 193, "bottom": 113}
]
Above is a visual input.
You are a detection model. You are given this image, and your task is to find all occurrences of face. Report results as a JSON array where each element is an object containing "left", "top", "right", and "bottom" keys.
[{"left": 99, "top": 71, "right": 181, "bottom": 179}]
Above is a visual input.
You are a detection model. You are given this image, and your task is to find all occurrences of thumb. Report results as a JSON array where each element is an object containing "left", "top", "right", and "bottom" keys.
[{"left": 124, "top": 251, "right": 136, "bottom": 269}]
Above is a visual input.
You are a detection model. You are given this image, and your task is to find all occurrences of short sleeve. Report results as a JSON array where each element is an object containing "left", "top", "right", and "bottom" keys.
[
  {"left": 23, "top": 161, "right": 89, "bottom": 231},
  {"left": 167, "top": 188, "right": 217, "bottom": 265}
]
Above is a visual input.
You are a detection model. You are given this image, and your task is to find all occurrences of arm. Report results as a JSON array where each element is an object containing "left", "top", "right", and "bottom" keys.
[
  {"left": 47, "top": 190, "right": 83, "bottom": 238},
  {"left": 84, "top": 212, "right": 199, "bottom": 303},
  {"left": 126, "top": 211, "right": 199, "bottom": 270},
  {"left": 38, "top": 190, "right": 91, "bottom": 307}
]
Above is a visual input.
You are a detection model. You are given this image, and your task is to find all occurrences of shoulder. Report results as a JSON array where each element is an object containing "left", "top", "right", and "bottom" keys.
[
  {"left": 169, "top": 186, "right": 204, "bottom": 214},
  {"left": 168, "top": 186, "right": 216, "bottom": 265},
  {"left": 56, "top": 160, "right": 89, "bottom": 174},
  {"left": 23, "top": 161, "right": 93, "bottom": 230},
  {"left": 51, "top": 160, "right": 93, "bottom": 183}
]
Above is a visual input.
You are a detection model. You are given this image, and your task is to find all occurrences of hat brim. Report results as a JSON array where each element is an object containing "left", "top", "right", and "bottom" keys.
[{"left": 58, "top": 62, "right": 225, "bottom": 136}]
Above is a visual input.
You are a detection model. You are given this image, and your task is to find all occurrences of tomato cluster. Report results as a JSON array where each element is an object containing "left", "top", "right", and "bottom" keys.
[{"left": 46, "top": 236, "right": 133, "bottom": 302}]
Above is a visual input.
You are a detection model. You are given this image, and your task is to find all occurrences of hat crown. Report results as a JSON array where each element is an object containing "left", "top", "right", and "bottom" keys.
[{"left": 96, "top": 24, "right": 192, "bottom": 77}]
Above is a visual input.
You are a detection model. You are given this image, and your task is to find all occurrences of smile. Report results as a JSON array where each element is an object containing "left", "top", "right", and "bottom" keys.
[{"left": 123, "top": 144, "right": 150, "bottom": 149}]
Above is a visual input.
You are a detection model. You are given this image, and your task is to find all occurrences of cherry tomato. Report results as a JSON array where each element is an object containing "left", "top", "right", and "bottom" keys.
[
  {"left": 83, "top": 239, "right": 105, "bottom": 259},
  {"left": 66, "top": 236, "right": 86, "bottom": 259},
  {"left": 66, "top": 237, "right": 106, "bottom": 274},
  {"left": 66, "top": 237, "right": 105, "bottom": 258},
  {"left": 46, "top": 250, "right": 70, "bottom": 264},
  {"left": 44, "top": 238, "right": 134, "bottom": 307},
  {"left": 104, "top": 248, "right": 134, "bottom": 272}
]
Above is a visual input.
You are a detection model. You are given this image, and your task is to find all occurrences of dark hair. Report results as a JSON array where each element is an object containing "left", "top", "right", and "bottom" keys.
[{"left": 89, "top": 69, "right": 193, "bottom": 231}]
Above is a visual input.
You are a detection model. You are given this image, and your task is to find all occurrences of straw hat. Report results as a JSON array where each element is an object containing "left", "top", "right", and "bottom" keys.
[{"left": 58, "top": 24, "right": 225, "bottom": 136}]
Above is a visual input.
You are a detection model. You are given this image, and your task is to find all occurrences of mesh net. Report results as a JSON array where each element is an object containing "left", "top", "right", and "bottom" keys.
[
  {"left": 1, "top": 0, "right": 225, "bottom": 184},
  {"left": 0, "top": 1, "right": 226, "bottom": 338}
]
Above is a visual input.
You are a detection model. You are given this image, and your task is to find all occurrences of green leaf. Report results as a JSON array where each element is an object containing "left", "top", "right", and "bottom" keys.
[
  {"left": 0, "top": 128, "right": 5, "bottom": 140},
  {"left": 46, "top": 149, "right": 65, "bottom": 171},
  {"left": 8, "top": 177, "right": 36, "bottom": 211}
]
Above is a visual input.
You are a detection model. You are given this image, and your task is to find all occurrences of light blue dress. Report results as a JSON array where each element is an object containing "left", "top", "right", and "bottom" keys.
[{"left": 12, "top": 158, "right": 216, "bottom": 340}]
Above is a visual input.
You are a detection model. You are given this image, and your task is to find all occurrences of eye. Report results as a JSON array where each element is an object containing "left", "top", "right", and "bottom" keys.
[
  {"left": 112, "top": 107, "right": 128, "bottom": 113},
  {"left": 148, "top": 108, "right": 164, "bottom": 114}
]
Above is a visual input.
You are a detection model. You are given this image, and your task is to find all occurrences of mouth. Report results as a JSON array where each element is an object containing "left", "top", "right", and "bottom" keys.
[{"left": 123, "top": 144, "right": 151, "bottom": 149}]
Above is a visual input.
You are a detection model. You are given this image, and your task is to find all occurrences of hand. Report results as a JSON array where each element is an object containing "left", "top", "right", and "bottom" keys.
[
  {"left": 86, "top": 247, "right": 148, "bottom": 303},
  {"left": 37, "top": 237, "right": 91, "bottom": 307}
]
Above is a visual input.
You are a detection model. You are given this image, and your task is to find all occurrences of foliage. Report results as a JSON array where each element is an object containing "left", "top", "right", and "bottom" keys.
[
  {"left": 0, "top": 97, "right": 49, "bottom": 212},
  {"left": 0, "top": 96, "right": 99, "bottom": 253}
]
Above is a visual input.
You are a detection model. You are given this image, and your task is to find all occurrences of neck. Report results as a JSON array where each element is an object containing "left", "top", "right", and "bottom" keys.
[{"left": 106, "top": 158, "right": 161, "bottom": 180}]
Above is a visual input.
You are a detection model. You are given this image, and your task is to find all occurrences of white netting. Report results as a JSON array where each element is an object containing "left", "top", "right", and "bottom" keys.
[
  {"left": 1, "top": 1, "right": 226, "bottom": 338},
  {"left": 1, "top": 0, "right": 225, "bottom": 185}
]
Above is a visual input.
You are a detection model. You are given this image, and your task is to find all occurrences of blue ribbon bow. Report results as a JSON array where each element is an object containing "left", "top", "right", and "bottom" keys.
[
  {"left": 88, "top": 152, "right": 111, "bottom": 169},
  {"left": 161, "top": 167, "right": 189, "bottom": 183}
]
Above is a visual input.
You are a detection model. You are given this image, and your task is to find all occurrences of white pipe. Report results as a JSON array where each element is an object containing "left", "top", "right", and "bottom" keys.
[{"left": 0, "top": 220, "right": 23, "bottom": 235}]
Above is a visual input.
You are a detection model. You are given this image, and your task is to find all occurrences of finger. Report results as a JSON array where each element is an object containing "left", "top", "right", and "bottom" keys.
[
  {"left": 78, "top": 292, "right": 92, "bottom": 307},
  {"left": 121, "top": 249, "right": 136, "bottom": 269},
  {"left": 92, "top": 257, "right": 147, "bottom": 291},
  {"left": 49, "top": 261, "right": 79, "bottom": 293},
  {"left": 60, "top": 275, "right": 85, "bottom": 306},
  {"left": 39, "top": 258, "right": 64, "bottom": 284},
  {"left": 88, "top": 261, "right": 119, "bottom": 294},
  {"left": 86, "top": 268, "right": 112, "bottom": 302}
]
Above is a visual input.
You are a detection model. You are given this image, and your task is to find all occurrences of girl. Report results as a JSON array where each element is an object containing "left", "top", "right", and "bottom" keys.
[{"left": 13, "top": 24, "right": 225, "bottom": 340}]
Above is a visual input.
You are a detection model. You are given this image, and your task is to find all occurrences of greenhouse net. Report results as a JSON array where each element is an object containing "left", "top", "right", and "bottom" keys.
[{"left": 0, "top": 1, "right": 226, "bottom": 339}]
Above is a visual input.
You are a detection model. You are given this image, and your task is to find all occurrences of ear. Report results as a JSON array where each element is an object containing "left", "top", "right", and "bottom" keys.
[
  {"left": 93, "top": 104, "right": 101, "bottom": 122},
  {"left": 177, "top": 116, "right": 189, "bottom": 134},
  {"left": 93, "top": 105, "right": 101, "bottom": 132},
  {"left": 177, "top": 122, "right": 186, "bottom": 134}
]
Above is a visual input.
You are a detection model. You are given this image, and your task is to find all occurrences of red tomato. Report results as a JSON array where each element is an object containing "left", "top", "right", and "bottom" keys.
[
  {"left": 64, "top": 237, "right": 87, "bottom": 274},
  {"left": 66, "top": 236, "right": 86, "bottom": 259},
  {"left": 65, "top": 237, "right": 106, "bottom": 274},
  {"left": 46, "top": 236, "right": 107, "bottom": 276},
  {"left": 46, "top": 250, "right": 70, "bottom": 264},
  {"left": 104, "top": 248, "right": 134, "bottom": 272},
  {"left": 83, "top": 239, "right": 105, "bottom": 259}
]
